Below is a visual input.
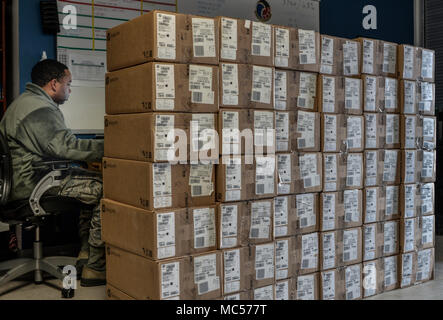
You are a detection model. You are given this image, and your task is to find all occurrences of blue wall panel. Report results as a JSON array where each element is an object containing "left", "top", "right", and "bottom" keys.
[{"left": 320, "top": 0, "right": 414, "bottom": 45}]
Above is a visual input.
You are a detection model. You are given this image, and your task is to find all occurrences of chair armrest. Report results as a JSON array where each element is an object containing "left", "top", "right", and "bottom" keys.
[{"left": 32, "top": 159, "right": 75, "bottom": 171}]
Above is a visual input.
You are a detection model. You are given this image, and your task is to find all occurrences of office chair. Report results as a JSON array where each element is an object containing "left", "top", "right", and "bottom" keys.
[{"left": 0, "top": 132, "right": 93, "bottom": 298}]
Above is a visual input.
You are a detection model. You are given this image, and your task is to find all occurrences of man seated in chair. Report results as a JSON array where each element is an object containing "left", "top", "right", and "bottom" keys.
[{"left": 0, "top": 59, "right": 105, "bottom": 287}]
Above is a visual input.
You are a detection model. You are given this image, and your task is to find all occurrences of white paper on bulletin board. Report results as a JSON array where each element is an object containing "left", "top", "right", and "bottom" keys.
[{"left": 177, "top": 0, "right": 320, "bottom": 31}]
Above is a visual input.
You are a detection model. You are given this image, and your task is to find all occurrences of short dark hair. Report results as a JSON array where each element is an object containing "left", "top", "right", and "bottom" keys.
[{"left": 31, "top": 59, "right": 69, "bottom": 87}]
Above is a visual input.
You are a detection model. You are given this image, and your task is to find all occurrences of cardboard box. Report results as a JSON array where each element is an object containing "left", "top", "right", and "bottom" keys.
[
  {"left": 320, "top": 231, "right": 340, "bottom": 271},
  {"left": 275, "top": 278, "right": 296, "bottom": 300},
  {"left": 400, "top": 184, "right": 420, "bottom": 219},
  {"left": 378, "top": 41, "right": 398, "bottom": 78},
  {"left": 400, "top": 150, "right": 420, "bottom": 184},
  {"left": 217, "top": 17, "right": 250, "bottom": 64},
  {"left": 362, "top": 259, "right": 383, "bottom": 298},
  {"left": 320, "top": 192, "right": 345, "bottom": 231},
  {"left": 250, "top": 242, "right": 275, "bottom": 288},
  {"left": 294, "top": 29, "right": 321, "bottom": 72},
  {"left": 399, "top": 80, "right": 419, "bottom": 114},
  {"left": 223, "top": 291, "right": 253, "bottom": 300},
  {"left": 219, "top": 64, "right": 251, "bottom": 109},
  {"left": 415, "top": 248, "right": 435, "bottom": 284},
  {"left": 320, "top": 269, "right": 345, "bottom": 300},
  {"left": 253, "top": 284, "right": 275, "bottom": 300},
  {"left": 105, "top": 63, "right": 219, "bottom": 114},
  {"left": 107, "top": 11, "right": 219, "bottom": 71},
  {"left": 105, "top": 245, "right": 192, "bottom": 300},
  {"left": 318, "top": 75, "right": 345, "bottom": 113},
  {"left": 275, "top": 237, "right": 297, "bottom": 281},
  {"left": 295, "top": 273, "right": 320, "bottom": 300},
  {"left": 401, "top": 115, "right": 436, "bottom": 150},
  {"left": 338, "top": 227, "right": 363, "bottom": 267},
  {"left": 274, "top": 195, "right": 298, "bottom": 238},
  {"left": 342, "top": 39, "right": 362, "bottom": 77},
  {"left": 216, "top": 155, "right": 277, "bottom": 202},
  {"left": 419, "top": 215, "right": 435, "bottom": 249},
  {"left": 399, "top": 218, "right": 420, "bottom": 253},
  {"left": 321, "top": 114, "right": 364, "bottom": 153},
  {"left": 343, "top": 189, "right": 363, "bottom": 228},
  {"left": 295, "top": 111, "right": 321, "bottom": 152},
  {"left": 384, "top": 114, "right": 401, "bottom": 148},
  {"left": 274, "top": 25, "right": 297, "bottom": 69},
  {"left": 382, "top": 255, "right": 400, "bottom": 292},
  {"left": 105, "top": 113, "right": 218, "bottom": 162},
  {"left": 383, "top": 220, "right": 400, "bottom": 257},
  {"left": 218, "top": 109, "right": 276, "bottom": 156},
  {"left": 418, "top": 150, "right": 437, "bottom": 183},
  {"left": 320, "top": 35, "right": 345, "bottom": 76},
  {"left": 216, "top": 202, "right": 250, "bottom": 249},
  {"left": 103, "top": 158, "right": 215, "bottom": 211},
  {"left": 250, "top": 65, "right": 275, "bottom": 109},
  {"left": 419, "top": 183, "right": 435, "bottom": 216},
  {"left": 343, "top": 264, "right": 363, "bottom": 300},
  {"left": 221, "top": 246, "right": 253, "bottom": 295},
  {"left": 293, "top": 193, "right": 320, "bottom": 235},
  {"left": 295, "top": 233, "right": 320, "bottom": 275},
  {"left": 418, "top": 116, "right": 437, "bottom": 150},
  {"left": 364, "top": 113, "right": 385, "bottom": 149},
  {"left": 363, "top": 223, "right": 384, "bottom": 261},
  {"left": 397, "top": 45, "right": 420, "bottom": 80},
  {"left": 364, "top": 150, "right": 383, "bottom": 187},
  {"left": 363, "top": 187, "right": 386, "bottom": 223},
  {"left": 417, "top": 81, "right": 436, "bottom": 115},
  {"left": 106, "top": 284, "right": 136, "bottom": 300},
  {"left": 418, "top": 48, "right": 435, "bottom": 83},
  {"left": 399, "top": 252, "right": 417, "bottom": 288},
  {"left": 276, "top": 152, "right": 323, "bottom": 195},
  {"left": 248, "top": 199, "right": 274, "bottom": 245},
  {"left": 249, "top": 21, "right": 274, "bottom": 67},
  {"left": 356, "top": 38, "right": 379, "bottom": 76},
  {"left": 101, "top": 199, "right": 217, "bottom": 260},
  {"left": 322, "top": 153, "right": 348, "bottom": 192},
  {"left": 344, "top": 153, "right": 364, "bottom": 190},
  {"left": 362, "top": 75, "right": 384, "bottom": 112},
  {"left": 275, "top": 111, "right": 297, "bottom": 153}
]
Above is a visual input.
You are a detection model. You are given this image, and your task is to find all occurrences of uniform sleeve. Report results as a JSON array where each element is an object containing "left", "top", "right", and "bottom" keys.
[{"left": 16, "top": 107, "right": 104, "bottom": 162}]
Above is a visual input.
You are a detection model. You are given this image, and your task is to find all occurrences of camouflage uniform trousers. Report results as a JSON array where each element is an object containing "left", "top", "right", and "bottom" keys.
[{"left": 46, "top": 167, "right": 105, "bottom": 271}]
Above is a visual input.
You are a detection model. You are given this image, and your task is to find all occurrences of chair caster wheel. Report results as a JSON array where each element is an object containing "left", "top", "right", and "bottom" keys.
[{"left": 62, "top": 288, "right": 75, "bottom": 299}]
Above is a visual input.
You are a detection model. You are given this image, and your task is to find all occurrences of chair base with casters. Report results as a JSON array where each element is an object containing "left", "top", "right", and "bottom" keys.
[{"left": 0, "top": 148, "right": 95, "bottom": 298}]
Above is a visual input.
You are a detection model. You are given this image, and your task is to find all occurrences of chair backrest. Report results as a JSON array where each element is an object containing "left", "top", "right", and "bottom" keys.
[{"left": 0, "top": 131, "right": 12, "bottom": 205}]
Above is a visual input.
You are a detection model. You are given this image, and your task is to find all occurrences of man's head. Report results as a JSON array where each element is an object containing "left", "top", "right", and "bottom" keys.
[{"left": 31, "top": 59, "right": 72, "bottom": 105}]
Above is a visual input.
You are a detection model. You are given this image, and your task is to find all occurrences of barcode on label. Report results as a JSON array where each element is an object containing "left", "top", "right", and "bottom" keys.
[
  {"left": 196, "top": 237, "right": 205, "bottom": 248},
  {"left": 253, "top": 45, "right": 261, "bottom": 55},
  {"left": 385, "top": 277, "right": 392, "bottom": 286},
  {"left": 298, "top": 97, "right": 306, "bottom": 107},
  {"left": 302, "top": 259, "right": 309, "bottom": 269},
  {"left": 193, "top": 186, "right": 202, "bottom": 196},
  {"left": 257, "top": 269, "right": 265, "bottom": 279},
  {"left": 387, "top": 135, "right": 393, "bottom": 144},
  {"left": 256, "top": 184, "right": 265, "bottom": 195},
  {"left": 304, "top": 178, "right": 312, "bottom": 188},
  {"left": 347, "top": 292, "right": 353, "bottom": 300},
  {"left": 416, "top": 272, "right": 423, "bottom": 281},
  {"left": 251, "top": 228, "right": 259, "bottom": 238},
  {"left": 253, "top": 91, "right": 261, "bottom": 101},
  {"left": 301, "top": 218, "right": 308, "bottom": 228},
  {"left": 195, "top": 46, "right": 205, "bottom": 57},
  {"left": 344, "top": 252, "right": 350, "bottom": 262},
  {"left": 384, "top": 245, "right": 391, "bottom": 253},
  {"left": 347, "top": 177, "right": 354, "bottom": 186},
  {"left": 346, "top": 100, "right": 353, "bottom": 109},
  {"left": 199, "top": 281, "right": 209, "bottom": 294},
  {"left": 193, "top": 91, "right": 203, "bottom": 103},
  {"left": 301, "top": 55, "right": 308, "bottom": 64},
  {"left": 298, "top": 139, "right": 306, "bottom": 148}
]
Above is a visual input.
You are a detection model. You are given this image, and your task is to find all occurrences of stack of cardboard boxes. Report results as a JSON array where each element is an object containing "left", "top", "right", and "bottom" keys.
[{"left": 102, "top": 9, "right": 436, "bottom": 300}]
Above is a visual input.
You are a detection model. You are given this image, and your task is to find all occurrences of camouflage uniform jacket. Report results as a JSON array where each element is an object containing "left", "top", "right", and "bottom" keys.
[{"left": 0, "top": 83, "right": 104, "bottom": 201}]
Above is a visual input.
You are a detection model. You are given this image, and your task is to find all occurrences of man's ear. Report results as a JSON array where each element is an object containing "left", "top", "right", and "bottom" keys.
[{"left": 49, "top": 79, "right": 58, "bottom": 92}]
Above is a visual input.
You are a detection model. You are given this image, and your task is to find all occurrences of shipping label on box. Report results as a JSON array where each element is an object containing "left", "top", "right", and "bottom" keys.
[
  {"left": 297, "top": 72, "right": 318, "bottom": 111},
  {"left": 419, "top": 48, "right": 435, "bottom": 83},
  {"left": 338, "top": 227, "right": 363, "bottom": 266},
  {"left": 250, "top": 65, "right": 274, "bottom": 110},
  {"left": 419, "top": 116, "right": 437, "bottom": 150},
  {"left": 344, "top": 77, "right": 363, "bottom": 114},
  {"left": 295, "top": 233, "right": 319, "bottom": 275},
  {"left": 320, "top": 192, "right": 345, "bottom": 231},
  {"left": 362, "top": 76, "right": 384, "bottom": 112},
  {"left": 274, "top": 26, "right": 292, "bottom": 69},
  {"left": 251, "top": 242, "right": 275, "bottom": 288},
  {"left": 400, "top": 184, "right": 419, "bottom": 219},
  {"left": 419, "top": 183, "right": 435, "bottom": 216},
  {"left": 400, "top": 115, "right": 420, "bottom": 150},
  {"left": 380, "top": 41, "right": 398, "bottom": 77},
  {"left": 218, "top": 17, "right": 251, "bottom": 64},
  {"left": 191, "top": 251, "right": 223, "bottom": 299},
  {"left": 275, "top": 111, "right": 297, "bottom": 152},
  {"left": 345, "top": 153, "right": 363, "bottom": 189},
  {"left": 364, "top": 150, "right": 383, "bottom": 187},
  {"left": 383, "top": 77, "right": 399, "bottom": 113},
  {"left": 400, "top": 218, "right": 419, "bottom": 253},
  {"left": 401, "top": 150, "right": 420, "bottom": 184},
  {"left": 296, "top": 29, "right": 321, "bottom": 72},
  {"left": 364, "top": 187, "right": 386, "bottom": 223},
  {"left": 248, "top": 199, "right": 274, "bottom": 244},
  {"left": 397, "top": 45, "right": 419, "bottom": 80},
  {"left": 296, "top": 273, "right": 320, "bottom": 300},
  {"left": 253, "top": 284, "right": 275, "bottom": 300},
  {"left": 320, "top": 35, "right": 347, "bottom": 75},
  {"left": 343, "top": 40, "right": 361, "bottom": 77},
  {"left": 344, "top": 264, "right": 362, "bottom": 300},
  {"left": 382, "top": 255, "right": 399, "bottom": 292},
  {"left": 321, "top": 114, "right": 346, "bottom": 152},
  {"left": 382, "top": 149, "right": 401, "bottom": 185},
  {"left": 419, "top": 150, "right": 436, "bottom": 183},
  {"left": 364, "top": 113, "right": 385, "bottom": 149},
  {"left": 222, "top": 247, "right": 253, "bottom": 295},
  {"left": 399, "top": 252, "right": 417, "bottom": 288},
  {"left": 415, "top": 248, "right": 435, "bottom": 284},
  {"left": 362, "top": 259, "right": 383, "bottom": 298},
  {"left": 296, "top": 111, "right": 321, "bottom": 152},
  {"left": 274, "top": 70, "right": 297, "bottom": 111},
  {"left": 363, "top": 223, "right": 384, "bottom": 261},
  {"left": 383, "top": 185, "right": 400, "bottom": 221},
  {"left": 250, "top": 21, "right": 273, "bottom": 66},
  {"left": 419, "top": 215, "right": 435, "bottom": 249},
  {"left": 383, "top": 220, "right": 399, "bottom": 257},
  {"left": 400, "top": 80, "right": 418, "bottom": 114},
  {"left": 343, "top": 189, "right": 363, "bottom": 228},
  {"left": 295, "top": 193, "right": 320, "bottom": 234},
  {"left": 223, "top": 291, "right": 253, "bottom": 300},
  {"left": 346, "top": 116, "right": 364, "bottom": 152},
  {"left": 275, "top": 278, "right": 296, "bottom": 300},
  {"left": 318, "top": 75, "right": 344, "bottom": 113},
  {"left": 275, "top": 237, "right": 297, "bottom": 281},
  {"left": 384, "top": 114, "right": 400, "bottom": 148},
  {"left": 321, "top": 269, "right": 345, "bottom": 300},
  {"left": 357, "top": 38, "right": 378, "bottom": 75},
  {"left": 417, "top": 81, "right": 435, "bottom": 115},
  {"left": 320, "top": 231, "right": 340, "bottom": 271},
  {"left": 323, "top": 153, "right": 347, "bottom": 192},
  {"left": 217, "top": 202, "right": 249, "bottom": 249},
  {"left": 274, "top": 195, "right": 297, "bottom": 238}
]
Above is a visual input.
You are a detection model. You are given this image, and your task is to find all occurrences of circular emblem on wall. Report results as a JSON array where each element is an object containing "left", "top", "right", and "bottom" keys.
[{"left": 255, "top": 0, "right": 272, "bottom": 22}]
